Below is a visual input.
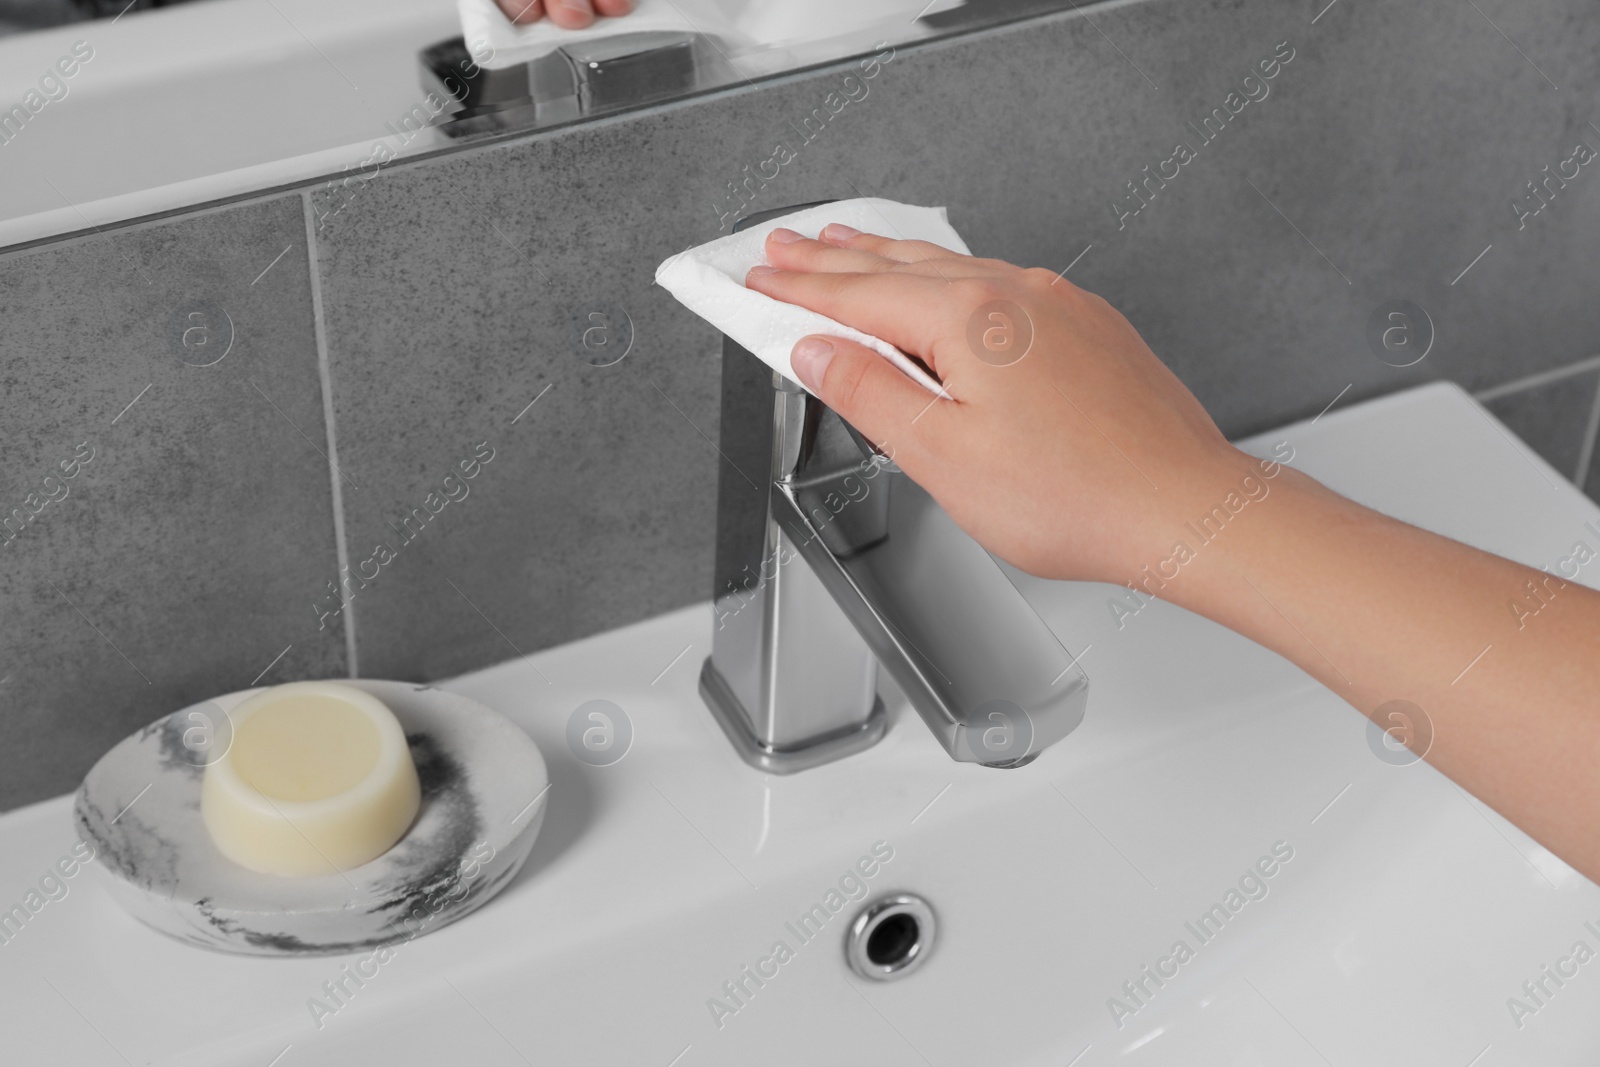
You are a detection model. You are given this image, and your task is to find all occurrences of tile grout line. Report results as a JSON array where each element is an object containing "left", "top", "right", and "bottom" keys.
[
  {"left": 300, "top": 190, "right": 359, "bottom": 678},
  {"left": 1572, "top": 368, "right": 1600, "bottom": 491},
  {"left": 1474, "top": 352, "right": 1600, "bottom": 402}
]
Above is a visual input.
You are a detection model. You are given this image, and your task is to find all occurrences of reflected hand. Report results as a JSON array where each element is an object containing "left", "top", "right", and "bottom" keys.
[{"left": 493, "top": 0, "right": 635, "bottom": 30}]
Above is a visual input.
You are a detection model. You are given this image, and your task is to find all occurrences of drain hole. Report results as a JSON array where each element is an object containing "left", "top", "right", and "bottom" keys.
[
  {"left": 846, "top": 894, "right": 937, "bottom": 981},
  {"left": 866, "top": 913, "right": 918, "bottom": 967}
]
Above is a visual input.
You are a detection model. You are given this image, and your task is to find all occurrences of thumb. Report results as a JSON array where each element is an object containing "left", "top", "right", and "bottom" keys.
[{"left": 790, "top": 335, "right": 942, "bottom": 454}]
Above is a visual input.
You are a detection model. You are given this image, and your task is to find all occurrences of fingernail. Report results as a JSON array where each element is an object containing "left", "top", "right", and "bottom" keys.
[
  {"left": 769, "top": 227, "right": 805, "bottom": 244},
  {"left": 822, "top": 223, "right": 861, "bottom": 241},
  {"left": 791, "top": 337, "right": 834, "bottom": 390},
  {"left": 746, "top": 265, "right": 780, "bottom": 281}
]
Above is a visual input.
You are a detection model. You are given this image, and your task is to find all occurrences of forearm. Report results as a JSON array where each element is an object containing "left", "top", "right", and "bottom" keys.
[
  {"left": 746, "top": 221, "right": 1600, "bottom": 880},
  {"left": 1167, "top": 457, "right": 1600, "bottom": 880}
]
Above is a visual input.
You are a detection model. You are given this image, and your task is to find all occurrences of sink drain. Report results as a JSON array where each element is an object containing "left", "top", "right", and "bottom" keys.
[{"left": 845, "top": 894, "right": 936, "bottom": 981}]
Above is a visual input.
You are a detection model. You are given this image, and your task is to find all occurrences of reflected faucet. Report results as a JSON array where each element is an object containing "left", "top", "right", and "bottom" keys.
[
  {"left": 420, "top": 31, "right": 727, "bottom": 139},
  {"left": 699, "top": 204, "right": 1089, "bottom": 773}
]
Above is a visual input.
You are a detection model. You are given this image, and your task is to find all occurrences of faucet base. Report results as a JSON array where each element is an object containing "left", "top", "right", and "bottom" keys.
[{"left": 698, "top": 658, "right": 888, "bottom": 775}]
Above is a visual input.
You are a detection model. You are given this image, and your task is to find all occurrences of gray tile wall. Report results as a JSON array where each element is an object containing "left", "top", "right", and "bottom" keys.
[
  {"left": 0, "top": 198, "right": 347, "bottom": 810},
  {"left": 3, "top": 0, "right": 1599, "bottom": 808}
]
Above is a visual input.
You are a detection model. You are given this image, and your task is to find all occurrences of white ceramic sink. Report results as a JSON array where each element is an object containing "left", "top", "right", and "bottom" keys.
[{"left": 2, "top": 381, "right": 1598, "bottom": 1065}]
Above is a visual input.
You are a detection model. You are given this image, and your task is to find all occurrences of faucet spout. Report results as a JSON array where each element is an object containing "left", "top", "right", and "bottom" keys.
[{"left": 699, "top": 262, "right": 1089, "bottom": 772}]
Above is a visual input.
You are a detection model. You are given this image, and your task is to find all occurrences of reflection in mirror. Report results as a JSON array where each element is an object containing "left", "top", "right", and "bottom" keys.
[{"left": 0, "top": 0, "right": 1073, "bottom": 247}]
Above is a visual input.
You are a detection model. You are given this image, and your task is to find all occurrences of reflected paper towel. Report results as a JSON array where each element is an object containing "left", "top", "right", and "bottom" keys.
[{"left": 655, "top": 198, "right": 969, "bottom": 396}]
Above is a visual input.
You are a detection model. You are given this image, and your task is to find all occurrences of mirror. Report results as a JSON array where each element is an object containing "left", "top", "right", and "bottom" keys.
[{"left": 0, "top": 0, "right": 1070, "bottom": 247}]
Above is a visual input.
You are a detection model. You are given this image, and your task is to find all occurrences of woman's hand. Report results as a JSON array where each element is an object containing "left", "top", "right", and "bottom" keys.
[
  {"left": 493, "top": 0, "right": 634, "bottom": 30},
  {"left": 749, "top": 221, "right": 1600, "bottom": 888},
  {"left": 745, "top": 223, "right": 1258, "bottom": 585}
]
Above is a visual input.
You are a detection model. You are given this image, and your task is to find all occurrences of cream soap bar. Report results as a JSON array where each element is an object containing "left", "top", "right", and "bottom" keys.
[{"left": 201, "top": 681, "right": 421, "bottom": 877}]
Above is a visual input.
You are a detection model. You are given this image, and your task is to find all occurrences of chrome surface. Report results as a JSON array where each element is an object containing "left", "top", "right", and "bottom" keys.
[
  {"left": 845, "top": 894, "right": 937, "bottom": 981},
  {"left": 700, "top": 357, "right": 890, "bottom": 773},
  {"left": 700, "top": 204, "right": 1089, "bottom": 772}
]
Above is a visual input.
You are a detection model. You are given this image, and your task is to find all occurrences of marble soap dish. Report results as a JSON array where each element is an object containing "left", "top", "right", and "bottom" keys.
[{"left": 74, "top": 680, "right": 548, "bottom": 957}]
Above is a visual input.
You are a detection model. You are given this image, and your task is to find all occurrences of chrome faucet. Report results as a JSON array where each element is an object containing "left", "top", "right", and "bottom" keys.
[
  {"left": 698, "top": 205, "right": 1089, "bottom": 773},
  {"left": 421, "top": 31, "right": 728, "bottom": 139}
]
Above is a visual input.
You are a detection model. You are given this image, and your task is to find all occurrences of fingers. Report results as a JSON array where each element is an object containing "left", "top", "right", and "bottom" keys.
[
  {"left": 763, "top": 228, "right": 1003, "bottom": 284},
  {"left": 494, "top": 0, "right": 543, "bottom": 23},
  {"left": 790, "top": 335, "right": 944, "bottom": 461},
  {"left": 818, "top": 223, "right": 969, "bottom": 267},
  {"left": 763, "top": 228, "right": 899, "bottom": 275},
  {"left": 544, "top": 0, "right": 595, "bottom": 28},
  {"left": 747, "top": 266, "right": 962, "bottom": 369},
  {"left": 495, "top": 0, "right": 631, "bottom": 22}
]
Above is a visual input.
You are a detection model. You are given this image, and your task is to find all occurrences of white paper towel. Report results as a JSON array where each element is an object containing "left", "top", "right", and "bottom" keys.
[{"left": 655, "top": 198, "right": 969, "bottom": 396}]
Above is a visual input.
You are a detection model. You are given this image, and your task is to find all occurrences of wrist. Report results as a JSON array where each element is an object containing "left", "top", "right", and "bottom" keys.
[{"left": 1123, "top": 447, "right": 1353, "bottom": 621}]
